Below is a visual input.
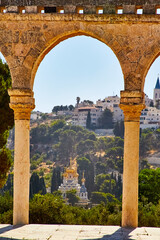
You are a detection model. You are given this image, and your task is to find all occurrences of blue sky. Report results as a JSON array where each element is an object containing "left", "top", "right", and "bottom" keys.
[{"left": 1, "top": 36, "right": 159, "bottom": 113}]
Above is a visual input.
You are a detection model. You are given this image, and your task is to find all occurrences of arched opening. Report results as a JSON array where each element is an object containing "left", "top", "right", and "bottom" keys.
[
  {"left": 137, "top": 56, "right": 160, "bottom": 225},
  {"left": 33, "top": 35, "right": 124, "bottom": 112},
  {"left": 29, "top": 34, "right": 124, "bottom": 225}
]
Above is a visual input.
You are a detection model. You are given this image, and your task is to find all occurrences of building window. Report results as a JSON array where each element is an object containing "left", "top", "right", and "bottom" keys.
[
  {"left": 58, "top": 8, "right": 64, "bottom": 13},
  {"left": 156, "top": 7, "right": 160, "bottom": 14},
  {"left": 117, "top": 7, "right": 123, "bottom": 14},
  {"left": 97, "top": 7, "right": 103, "bottom": 14},
  {"left": 44, "top": 7, "right": 57, "bottom": 13},
  {"left": 19, "top": 7, "right": 26, "bottom": 13},
  {"left": 136, "top": 7, "right": 143, "bottom": 14},
  {"left": 38, "top": 7, "right": 45, "bottom": 13},
  {"left": 1, "top": 8, "right": 7, "bottom": 13},
  {"left": 77, "top": 7, "right": 84, "bottom": 14}
]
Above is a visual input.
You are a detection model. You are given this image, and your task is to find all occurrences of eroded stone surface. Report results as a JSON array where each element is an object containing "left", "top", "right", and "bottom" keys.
[
  {"left": 0, "top": 225, "right": 159, "bottom": 240},
  {"left": 0, "top": 13, "right": 159, "bottom": 93}
]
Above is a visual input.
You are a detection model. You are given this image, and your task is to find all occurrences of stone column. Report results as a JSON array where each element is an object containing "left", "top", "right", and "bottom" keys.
[
  {"left": 120, "top": 91, "right": 145, "bottom": 228},
  {"left": 8, "top": 89, "right": 35, "bottom": 225}
]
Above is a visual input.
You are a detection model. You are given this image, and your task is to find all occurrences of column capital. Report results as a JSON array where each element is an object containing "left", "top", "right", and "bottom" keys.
[
  {"left": 119, "top": 103, "right": 145, "bottom": 122},
  {"left": 120, "top": 90, "right": 145, "bottom": 105},
  {"left": 8, "top": 88, "right": 35, "bottom": 120}
]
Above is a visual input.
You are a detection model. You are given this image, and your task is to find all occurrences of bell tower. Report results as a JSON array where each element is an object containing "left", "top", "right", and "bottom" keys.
[{"left": 153, "top": 75, "right": 160, "bottom": 107}]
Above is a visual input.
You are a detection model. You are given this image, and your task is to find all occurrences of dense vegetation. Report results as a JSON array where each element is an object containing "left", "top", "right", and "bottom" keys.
[
  {"left": 2, "top": 169, "right": 160, "bottom": 228},
  {"left": 30, "top": 119, "right": 124, "bottom": 198},
  {"left": 2, "top": 111, "right": 160, "bottom": 226},
  {"left": 0, "top": 59, "right": 14, "bottom": 188}
]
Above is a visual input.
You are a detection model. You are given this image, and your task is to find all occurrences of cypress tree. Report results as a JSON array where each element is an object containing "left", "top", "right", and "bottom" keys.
[
  {"left": 30, "top": 172, "right": 46, "bottom": 198},
  {"left": 39, "top": 177, "right": 47, "bottom": 195},
  {"left": 86, "top": 110, "right": 91, "bottom": 129},
  {"left": 51, "top": 167, "right": 62, "bottom": 193}
]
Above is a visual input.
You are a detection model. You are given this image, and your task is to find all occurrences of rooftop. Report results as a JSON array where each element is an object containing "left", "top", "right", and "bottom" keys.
[
  {"left": 155, "top": 77, "right": 160, "bottom": 89},
  {"left": 0, "top": 224, "right": 160, "bottom": 240}
]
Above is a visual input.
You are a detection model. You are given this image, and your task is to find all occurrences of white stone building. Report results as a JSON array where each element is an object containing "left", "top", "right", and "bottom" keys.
[
  {"left": 96, "top": 95, "right": 123, "bottom": 122},
  {"left": 58, "top": 158, "right": 89, "bottom": 204},
  {"left": 96, "top": 95, "right": 120, "bottom": 109},
  {"left": 72, "top": 106, "right": 103, "bottom": 128},
  {"left": 30, "top": 111, "right": 42, "bottom": 120},
  {"left": 145, "top": 94, "right": 153, "bottom": 107},
  {"left": 140, "top": 106, "right": 160, "bottom": 128},
  {"left": 139, "top": 76, "right": 160, "bottom": 128}
]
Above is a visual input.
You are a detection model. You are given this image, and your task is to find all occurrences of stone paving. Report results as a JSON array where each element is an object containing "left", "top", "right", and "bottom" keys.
[{"left": 0, "top": 225, "right": 160, "bottom": 240}]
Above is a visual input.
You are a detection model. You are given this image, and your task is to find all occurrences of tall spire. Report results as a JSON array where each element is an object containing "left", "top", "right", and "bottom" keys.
[{"left": 155, "top": 75, "right": 160, "bottom": 89}]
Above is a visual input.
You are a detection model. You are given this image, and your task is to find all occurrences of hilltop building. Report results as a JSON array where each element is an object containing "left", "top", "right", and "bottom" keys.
[
  {"left": 140, "top": 107, "right": 160, "bottom": 128},
  {"left": 140, "top": 76, "right": 160, "bottom": 128},
  {"left": 30, "top": 111, "right": 42, "bottom": 120},
  {"left": 58, "top": 158, "right": 89, "bottom": 205},
  {"left": 72, "top": 77, "right": 160, "bottom": 129},
  {"left": 72, "top": 106, "right": 102, "bottom": 128},
  {"left": 96, "top": 95, "right": 124, "bottom": 122},
  {"left": 145, "top": 94, "right": 153, "bottom": 107},
  {"left": 153, "top": 76, "right": 160, "bottom": 107}
]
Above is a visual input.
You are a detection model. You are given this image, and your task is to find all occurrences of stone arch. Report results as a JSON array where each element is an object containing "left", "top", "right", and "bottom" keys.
[
  {"left": 30, "top": 29, "right": 125, "bottom": 89},
  {"left": 140, "top": 42, "right": 160, "bottom": 92}
]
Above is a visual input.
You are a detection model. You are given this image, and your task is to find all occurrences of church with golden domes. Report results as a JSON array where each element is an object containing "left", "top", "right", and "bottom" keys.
[{"left": 58, "top": 158, "right": 89, "bottom": 205}]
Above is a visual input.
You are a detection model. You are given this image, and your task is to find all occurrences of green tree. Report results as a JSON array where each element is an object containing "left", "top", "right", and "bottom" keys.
[
  {"left": 76, "top": 97, "right": 80, "bottom": 107},
  {"left": 77, "top": 157, "right": 94, "bottom": 197},
  {"left": 52, "top": 105, "right": 61, "bottom": 114},
  {"left": 0, "top": 173, "right": 13, "bottom": 195},
  {"left": 139, "top": 168, "right": 160, "bottom": 205},
  {"left": 77, "top": 139, "right": 96, "bottom": 155},
  {"left": 29, "top": 193, "right": 64, "bottom": 224},
  {"left": 98, "top": 108, "right": 113, "bottom": 129},
  {"left": 0, "top": 148, "right": 13, "bottom": 188},
  {"left": 95, "top": 174, "right": 110, "bottom": 191},
  {"left": 30, "top": 172, "right": 46, "bottom": 198},
  {"left": 113, "top": 121, "right": 124, "bottom": 138},
  {"left": 54, "top": 130, "right": 77, "bottom": 162},
  {"left": 30, "top": 124, "right": 48, "bottom": 144},
  {"left": 86, "top": 110, "right": 91, "bottom": 129},
  {"left": 139, "top": 131, "right": 156, "bottom": 157},
  {"left": 105, "top": 147, "right": 123, "bottom": 160},
  {"left": 66, "top": 189, "right": 80, "bottom": 206},
  {"left": 51, "top": 167, "right": 62, "bottom": 193},
  {"left": 139, "top": 159, "right": 150, "bottom": 170},
  {"left": 68, "top": 105, "right": 74, "bottom": 111},
  {"left": 100, "top": 179, "right": 116, "bottom": 195},
  {"left": 0, "top": 59, "right": 14, "bottom": 188},
  {"left": 91, "top": 192, "right": 108, "bottom": 204}
]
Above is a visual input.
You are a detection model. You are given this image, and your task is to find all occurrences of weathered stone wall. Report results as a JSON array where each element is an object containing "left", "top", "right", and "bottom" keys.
[
  {"left": 2, "top": 0, "right": 160, "bottom": 6},
  {"left": 1, "top": 0, "right": 160, "bottom": 14},
  {"left": 0, "top": 13, "right": 158, "bottom": 94}
]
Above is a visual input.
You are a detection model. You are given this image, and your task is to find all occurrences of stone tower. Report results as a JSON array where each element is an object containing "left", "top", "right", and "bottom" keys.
[
  {"left": 79, "top": 172, "right": 89, "bottom": 205},
  {"left": 153, "top": 76, "right": 160, "bottom": 107}
]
